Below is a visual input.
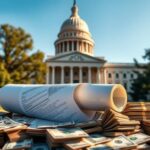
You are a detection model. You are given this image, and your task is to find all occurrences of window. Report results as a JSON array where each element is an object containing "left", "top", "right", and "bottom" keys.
[
  {"left": 74, "top": 72, "right": 78, "bottom": 76},
  {"left": 108, "top": 73, "right": 112, "bottom": 78},
  {"left": 116, "top": 73, "right": 119, "bottom": 79},
  {"left": 65, "top": 71, "right": 69, "bottom": 77},
  {"left": 69, "top": 41, "right": 72, "bottom": 51},
  {"left": 74, "top": 41, "right": 77, "bottom": 51},
  {"left": 124, "top": 83, "right": 127, "bottom": 90},
  {"left": 61, "top": 43, "right": 63, "bottom": 52},
  {"left": 83, "top": 72, "right": 86, "bottom": 77},
  {"left": 123, "top": 73, "right": 127, "bottom": 79},
  {"left": 64, "top": 42, "right": 67, "bottom": 52},
  {"left": 131, "top": 74, "right": 134, "bottom": 78}
]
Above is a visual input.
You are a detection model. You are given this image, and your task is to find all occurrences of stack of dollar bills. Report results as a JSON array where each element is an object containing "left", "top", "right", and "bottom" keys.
[
  {"left": 2, "top": 139, "right": 33, "bottom": 150},
  {"left": 75, "top": 120, "right": 103, "bottom": 134},
  {"left": 123, "top": 102, "right": 150, "bottom": 121},
  {"left": 101, "top": 109, "right": 141, "bottom": 137},
  {"left": 142, "top": 120, "right": 150, "bottom": 135},
  {"left": 1, "top": 103, "right": 150, "bottom": 149}
]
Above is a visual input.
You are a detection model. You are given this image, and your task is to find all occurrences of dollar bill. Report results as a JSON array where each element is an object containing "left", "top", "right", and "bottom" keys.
[
  {"left": 84, "top": 126, "right": 103, "bottom": 134},
  {"left": 75, "top": 120, "right": 98, "bottom": 128},
  {"left": 85, "top": 133, "right": 111, "bottom": 145},
  {"left": 29, "top": 119, "right": 75, "bottom": 129},
  {"left": 47, "top": 128, "right": 88, "bottom": 142},
  {"left": 123, "top": 111, "right": 150, "bottom": 116},
  {"left": 12, "top": 115, "right": 35, "bottom": 125},
  {"left": 2, "top": 139, "right": 32, "bottom": 150},
  {"left": 0, "top": 117, "right": 22, "bottom": 129},
  {"left": 64, "top": 139, "right": 91, "bottom": 150},
  {"left": 124, "top": 107, "right": 150, "bottom": 112},
  {"left": 107, "top": 135, "right": 136, "bottom": 150},
  {"left": 137, "top": 144, "right": 150, "bottom": 150},
  {"left": 127, "top": 133, "right": 150, "bottom": 145},
  {"left": 87, "top": 144, "right": 112, "bottom": 150},
  {"left": 126, "top": 102, "right": 150, "bottom": 107}
]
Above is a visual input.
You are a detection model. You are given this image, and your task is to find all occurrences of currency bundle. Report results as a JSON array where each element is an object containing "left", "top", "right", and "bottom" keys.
[
  {"left": 101, "top": 109, "right": 141, "bottom": 137},
  {"left": 46, "top": 127, "right": 88, "bottom": 142},
  {"left": 137, "top": 143, "right": 150, "bottom": 150},
  {"left": 64, "top": 133, "right": 111, "bottom": 150},
  {"left": 2, "top": 139, "right": 33, "bottom": 150},
  {"left": 142, "top": 120, "right": 150, "bottom": 135},
  {"left": 75, "top": 120, "right": 103, "bottom": 134},
  {"left": 127, "top": 132, "right": 150, "bottom": 145},
  {"left": 87, "top": 135, "right": 137, "bottom": 150},
  {"left": 5, "top": 125, "right": 28, "bottom": 142},
  {"left": 123, "top": 102, "right": 150, "bottom": 121},
  {"left": 0, "top": 117, "right": 28, "bottom": 142}
]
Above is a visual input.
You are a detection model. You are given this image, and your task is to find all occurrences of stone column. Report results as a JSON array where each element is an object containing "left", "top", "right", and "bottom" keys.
[
  {"left": 86, "top": 43, "right": 88, "bottom": 53},
  {"left": 46, "top": 66, "right": 49, "bottom": 84},
  {"left": 62, "top": 42, "right": 65, "bottom": 53},
  {"left": 61, "top": 67, "right": 64, "bottom": 84},
  {"left": 72, "top": 41, "right": 74, "bottom": 51},
  {"left": 70, "top": 67, "right": 73, "bottom": 83},
  {"left": 104, "top": 69, "right": 107, "bottom": 84},
  {"left": 67, "top": 42, "right": 69, "bottom": 52},
  {"left": 97, "top": 67, "right": 101, "bottom": 83},
  {"left": 88, "top": 67, "right": 92, "bottom": 83},
  {"left": 52, "top": 66, "right": 55, "bottom": 84},
  {"left": 77, "top": 41, "right": 79, "bottom": 51},
  {"left": 79, "top": 67, "right": 82, "bottom": 83},
  {"left": 83, "top": 43, "right": 84, "bottom": 52},
  {"left": 59, "top": 44, "right": 61, "bottom": 53}
]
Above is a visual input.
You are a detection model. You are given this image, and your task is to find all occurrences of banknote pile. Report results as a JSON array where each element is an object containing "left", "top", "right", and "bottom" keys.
[
  {"left": 101, "top": 109, "right": 141, "bottom": 137},
  {"left": 46, "top": 127, "right": 150, "bottom": 150},
  {"left": 142, "top": 120, "right": 150, "bottom": 135},
  {"left": 123, "top": 102, "right": 150, "bottom": 121},
  {"left": 1, "top": 104, "right": 150, "bottom": 149}
]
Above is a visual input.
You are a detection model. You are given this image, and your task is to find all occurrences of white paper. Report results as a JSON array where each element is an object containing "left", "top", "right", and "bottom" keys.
[
  {"left": 0, "top": 84, "right": 95, "bottom": 122},
  {"left": 0, "top": 84, "right": 127, "bottom": 122},
  {"left": 75, "top": 84, "right": 127, "bottom": 112}
]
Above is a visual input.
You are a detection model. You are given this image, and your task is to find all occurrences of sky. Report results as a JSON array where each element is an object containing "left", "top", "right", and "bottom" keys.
[{"left": 0, "top": 0, "right": 150, "bottom": 63}]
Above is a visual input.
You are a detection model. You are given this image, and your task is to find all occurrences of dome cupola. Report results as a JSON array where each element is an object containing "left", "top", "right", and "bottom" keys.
[{"left": 55, "top": 0, "right": 94, "bottom": 56}]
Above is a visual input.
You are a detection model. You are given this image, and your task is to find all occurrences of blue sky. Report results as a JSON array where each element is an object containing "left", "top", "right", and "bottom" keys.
[{"left": 0, "top": 0, "right": 150, "bottom": 63}]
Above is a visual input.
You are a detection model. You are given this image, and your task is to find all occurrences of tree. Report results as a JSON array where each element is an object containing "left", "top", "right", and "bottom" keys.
[
  {"left": 130, "top": 49, "right": 150, "bottom": 101},
  {"left": 0, "top": 63, "right": 11, "bottom": 87},
  {"left": 0, "top": 24, "right": 46, "bottom": 87}
]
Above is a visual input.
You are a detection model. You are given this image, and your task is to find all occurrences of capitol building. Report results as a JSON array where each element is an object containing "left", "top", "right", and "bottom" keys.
[{"left": 46, "top": 1, "right": 142, "bottom": 94}]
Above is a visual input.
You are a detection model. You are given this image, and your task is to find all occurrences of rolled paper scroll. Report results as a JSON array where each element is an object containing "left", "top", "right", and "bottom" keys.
[
  {"left": 75, "top": 84, "right": 127, "bottom": 112},
  {"left": 0, "top": 84, "right": 127, "bottom": 122}
]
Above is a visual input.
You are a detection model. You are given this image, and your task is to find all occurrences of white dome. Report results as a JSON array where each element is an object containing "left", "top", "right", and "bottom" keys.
[
  {"left": 60, "top": 2, "right": 90, "bottom": 34},
  {"left": 60, "top": 16, "right": 90, "bottom": 33},
  {"left": 55, "top": 1, "right": 94, "bottom": 56}
]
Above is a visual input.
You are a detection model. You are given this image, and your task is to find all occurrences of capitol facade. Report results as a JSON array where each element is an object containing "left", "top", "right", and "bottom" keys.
[{"left": 46, "top": 1, "right": 142, "bottom": 94}]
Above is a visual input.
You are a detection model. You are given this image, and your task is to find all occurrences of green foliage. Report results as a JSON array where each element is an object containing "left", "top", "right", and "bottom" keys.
[
  {"left": 130, "top": 49, "right": 150, "bottom": 101},
  {"left": 0, "top": 24, "right": 46, "bottom": 87},
  {"left": 0, "top": 63, "right": 11, "bottom": 87}
]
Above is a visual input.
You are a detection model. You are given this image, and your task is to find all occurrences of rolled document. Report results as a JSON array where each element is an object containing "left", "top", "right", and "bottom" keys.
[
  {"left": 0, "top": 84, "right": 127, "bottom": 122},
  {"left": 75, "top": 84, "right": 127, "bottom": 112}
]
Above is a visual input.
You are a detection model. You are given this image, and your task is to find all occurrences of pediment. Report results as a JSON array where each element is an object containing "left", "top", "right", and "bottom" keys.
[{"left": 46, "top": 52, "right": 106, "bottom": 63}]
